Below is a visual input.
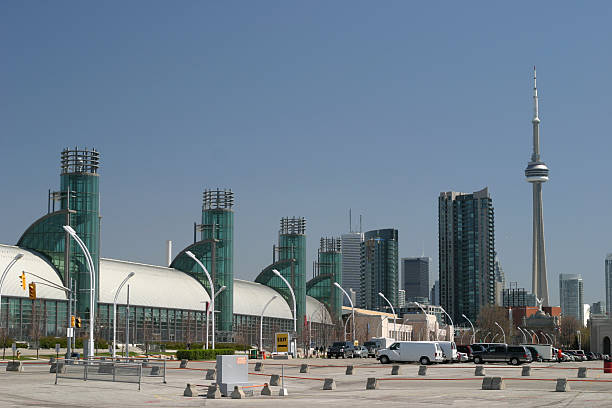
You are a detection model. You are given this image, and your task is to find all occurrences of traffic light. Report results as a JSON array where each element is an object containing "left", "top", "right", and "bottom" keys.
[
  {"left": 71, "top": 315, "right": 75, "bottom": 327},
  {"left": 76, "top": 317, "right": 82, "bottom": 328},
  {"left": 20, "top": 272, "right": 26, "bottom": 291},
  {"left": 28, "top": 282, "right": 36, "bottom": 300}
]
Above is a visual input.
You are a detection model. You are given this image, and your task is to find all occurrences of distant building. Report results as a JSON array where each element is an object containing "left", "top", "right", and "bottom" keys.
[
  {"left": 401, "top": 257, "right": 430, "bottom": 303},
  {"left": 341, "top": 232, "right": 363, "bottom": 307},
  {"left": 606, "top": 254, "right": 612, "bottom": 316},
  {"left": 360, "top": 229, "right": 399, "bottom": 311},
  {"left": 592, "top": 301, "right": 605, "bottom": 316},
  {"left": 431, "top": 280, "right": 439, "bottom": 306},
  {"left": 559, "top": 273, "right": 584, "bottom": 325},
  {"left": 398, "top": 289, "right": 406, "bottom": 308},
  {"left": 503, "top": 286, "right": 537, "bottom": 308},
  {"left": 438, "top": 188, "right": 495, "bottom": 322}
]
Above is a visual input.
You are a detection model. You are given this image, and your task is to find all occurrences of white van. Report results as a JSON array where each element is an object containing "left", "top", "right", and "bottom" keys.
[
  {"left": 436, "top": 341, "right": 458, "bottom": 362},
  {"left": 378, "top": 341, "right": 444, "bottom": 365}
]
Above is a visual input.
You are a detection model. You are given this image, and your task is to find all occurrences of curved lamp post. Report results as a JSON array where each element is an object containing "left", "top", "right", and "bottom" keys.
[
  {"left": 112, "top": 271, "right": 135, "bottom": 359},
  {"left": 63, "top": 225, "right": 96, "bottom": 360},
  {"left": 272, "top": 269, "right": 296, "bottom": 335},
  {"left": 185, "top": 250, "right": 216, "bottom": 349},
  {"left": 260, "top": 295, "right": 278, "bottom": 352},
  {"left": 494, "top": 321, "right": 506, "bottom": 344},
  {"left": 0, "top": 253, "right": 24, "bottom": 330},
  {"left": 530, "top": 329, "right": 539, "bottom": 344},
  {"left": 483, "top": 331, "right": 491, "bottom": 342},
  {"left": 334, "top": 282, "right": 355, "bottom": 342},
  {"left": 461, "top": 314, "right": 476, "bottom": 344},
  {"left": 411, "top": 301, "right": 428, "bottom": 340},
  {"left": 517, "top": 326, "right": 527, "bottom": 343},
  {"left": 439, "top": 306, "right": 454, "bottom": 341},
  {"left": 492, "top": 333, "right": 499, "bottom": 342},
  {"left": 379, "top": 293, "right": 396, "bottom": 340}
]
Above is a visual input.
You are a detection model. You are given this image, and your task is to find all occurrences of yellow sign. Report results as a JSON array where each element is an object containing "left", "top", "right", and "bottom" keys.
[{"left": 275, "top": 332, "right": 289, "bottom": 353}]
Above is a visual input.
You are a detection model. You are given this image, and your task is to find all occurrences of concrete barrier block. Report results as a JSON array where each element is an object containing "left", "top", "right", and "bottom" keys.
[
  {"left": 475, "top": 366, "right": 486, "bottom": 376},
  {"left": 578, "top": 367, "right": 587, "bottom": 378},
  {"left": 481, "top": 377, "right": 493, "bottom": 390},
  {"left": 522, "top": 365, "right": 531, "bottom": 376},
  {"left": 255, "top": 362, "right": 264, "bottom": 372},
  {"left": 207, "top": 384, "right": 222, "bottom": 399},
  {"left": 323, "top": 378, "right": 336, "bottom": 390},
  {"left": 346, "top": 365, "right": 354, "bottom": 375},
  {"left": 150, "top": 366, "right": 161, "bottom": 376},
  {"left": 366, "top": 377, "right": 378, "bottom": 390},
  {"left": 205, "top": 368, "right": 216, "bottom": 380},
  {"left": 490, "top": 377, "right": 505, "bottom": 390},
  {"left": 6, "top": 361, "right": 23, "bottom": 372},
  {"left": 184, "top": 384, "right": 198, "bottom": 397},
  {"left": 179, "top": 359, "right": 188, "bottom": 368},
  {"left": 49, "top": 357, "right": 56, "bottom": 364},
  {"left": 300, "top": 364, "right": 309, "bottom": 373},
  {"left": 231, "top": 386, "right": 246, "bottom": 399},
  {"left": 261, "top": 383, "right": 272, "bottom": 396},
  {"left": 391, "top": 365, "right": 401, "bottom": 375},
  {"left": 556, "top": 378, "right": 570, "bottom": 392},
  {"left": 279, "top": 387, "right": 289, "bottom": 396},
  {"left": 270, "top": 374, "right": 280, "bottom": 386},
  {"left": 418, "top": 365, "right": 427, "bottom": 376}
]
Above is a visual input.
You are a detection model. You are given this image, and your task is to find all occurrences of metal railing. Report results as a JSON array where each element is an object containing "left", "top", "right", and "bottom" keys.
[
  {"left": 55, "top": 359, "right": 142, "bottom": 390},
  {"left": 99, "top": 357, "right": 166, "bottom": 383}
]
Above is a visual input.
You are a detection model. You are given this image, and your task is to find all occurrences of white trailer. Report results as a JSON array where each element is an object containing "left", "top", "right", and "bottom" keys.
[{"left": 522, "top": 343, "right": 554, "bottom": 361}]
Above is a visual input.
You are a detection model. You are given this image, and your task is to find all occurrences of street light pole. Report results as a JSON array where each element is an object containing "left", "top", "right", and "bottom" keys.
[
  {"left": 186, "top": 251, "right": 216, "bottom": 349},
  {"left": 63, "top": 225, "right": 96, "bottom": 360},
  {"left": 0, "top": 253, "right": 24, "bottom": 333},
  {"left": 483, "top": 331, "right": 491, "bottom": 342},
  {"left": 462, "top": 314, "right": 475, "bottom": 344},
  {"left": 260, "top": 295, "right": 278, "bottom": 353},
  {"left": 112, "top": 271, "right": 135, "bottom": 359},
  {"left": 494, "top": 321, "right": 505, "bottom": 344},
  {"left": 439, "top": 306, "right": 454, "bottom": 341},
  {"left": 379, "top": 292, "right": 396, "bottom": 340},
  {"left": 272, "top": 269, "right": 296, "bottom": 333},
  {"left": 334, "top": 282, "right": 355, "bottom": 342},
  {"left": 517, "top": 327, "right": 527, "bottom": 343},
  {"left": 411, "top": 302, "right": 427, "bottom": 340}
]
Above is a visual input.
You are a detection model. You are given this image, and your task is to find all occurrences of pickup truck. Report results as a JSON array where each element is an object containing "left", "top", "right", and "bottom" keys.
[
  {"left": 473, "top": 344, "right": 532, "bottom": 365},
  {"left": 327, "top": 341, "right": 356, "bottom": 358}
]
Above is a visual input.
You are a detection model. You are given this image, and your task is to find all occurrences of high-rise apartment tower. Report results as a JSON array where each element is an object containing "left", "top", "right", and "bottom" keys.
[{"left": 360, "top": 229, "right": 398, "bottom": 311}]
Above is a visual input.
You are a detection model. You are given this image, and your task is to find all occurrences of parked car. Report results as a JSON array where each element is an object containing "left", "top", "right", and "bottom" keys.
[
  {"left": 353, "top": 345, "right": 369, "bottom": 358},
  {"left": 378, "top": 341, "right": 444, "bottom": 365},
  {"left": 473, "top": 344, "right": 532, "bottom": 365},
  {"left": 327, "top": 341, "right": 356, "bottom": 359},
  {"left": 457, "top": 351, "right": 469, "bottom": 362},
  {"left": 363, "top": 341, "right": 379, "bottom": 358}
]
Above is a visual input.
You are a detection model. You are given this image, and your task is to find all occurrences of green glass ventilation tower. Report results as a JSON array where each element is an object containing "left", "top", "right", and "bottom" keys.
[
  {"left": 201, "top": 189, "right": 234, "bottom": 334},
  {"left": 18, "top": 147, "right": 100, "bottom": 318},
  {"left": 307, "top": 237, "right": 342, "bottom": 322}
]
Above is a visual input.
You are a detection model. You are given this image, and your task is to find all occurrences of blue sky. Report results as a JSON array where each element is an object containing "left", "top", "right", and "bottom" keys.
[{"left": 1, "top": 2, "right": 611, "bottom": 305}]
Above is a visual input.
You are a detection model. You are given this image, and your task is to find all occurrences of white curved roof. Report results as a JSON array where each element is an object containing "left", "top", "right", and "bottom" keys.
[
  {"left": 233, "top": 279, "right": 292, "bottom": 319},
  {"left": 306, "top": 295, "right": 332, "bottom": 324},
  {"left": 0, "top": 245, "right": 67, "bottom": 301},
  {"left": 99, "top": 258, "right": 210, "bottom": 310}
]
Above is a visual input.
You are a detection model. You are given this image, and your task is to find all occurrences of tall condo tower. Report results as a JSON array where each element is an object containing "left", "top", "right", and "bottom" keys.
[
  {"left": 525, "top": 67, "right": 550, "bottom": 306},
  {"left": 359, "top": 229, "right": 399, "bottom": 311},
  {"left": 308, "top": 237, "right": 342, "bottom": 321},
  {"left": 201, "top": 189, "right": 234, "bottom": 334}
]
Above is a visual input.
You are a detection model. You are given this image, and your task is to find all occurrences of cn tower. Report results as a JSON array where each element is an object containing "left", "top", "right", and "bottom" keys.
[{"left": 525, "top": 67, "right": 550, "bottom": 306}]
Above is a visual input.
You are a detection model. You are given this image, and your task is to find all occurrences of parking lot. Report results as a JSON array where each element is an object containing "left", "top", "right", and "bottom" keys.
[{"left": 1, "top": 358, "right": 611, "bottom": 407}]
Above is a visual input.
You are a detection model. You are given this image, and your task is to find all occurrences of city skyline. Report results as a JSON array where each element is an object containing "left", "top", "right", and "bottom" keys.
[{"left": 1, "top": 3, "right": 611, "bottom": 306}]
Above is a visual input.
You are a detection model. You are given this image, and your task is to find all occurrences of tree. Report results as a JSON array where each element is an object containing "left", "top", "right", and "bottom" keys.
[
  {"left": 560, "top": 316, "right": 581, "bottom": 348},
  {"left": 476, "top": 306, "right": 513, "bottom": 343}
]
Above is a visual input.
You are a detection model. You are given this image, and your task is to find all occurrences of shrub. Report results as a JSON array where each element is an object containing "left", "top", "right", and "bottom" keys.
[
  {"left": 176, "top": 348, "right": 235, "bottom": 360},
  {"left": 39, "top": 337, "right": 68, "bottom": 349}
]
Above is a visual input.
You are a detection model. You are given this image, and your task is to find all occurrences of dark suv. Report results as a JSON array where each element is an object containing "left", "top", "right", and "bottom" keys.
[
  {"left": 473, "top": 344, "right": 532, "bottom": 365},
  {"left": 327, "top": 341, "right": 356, "bottom": 359}
]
